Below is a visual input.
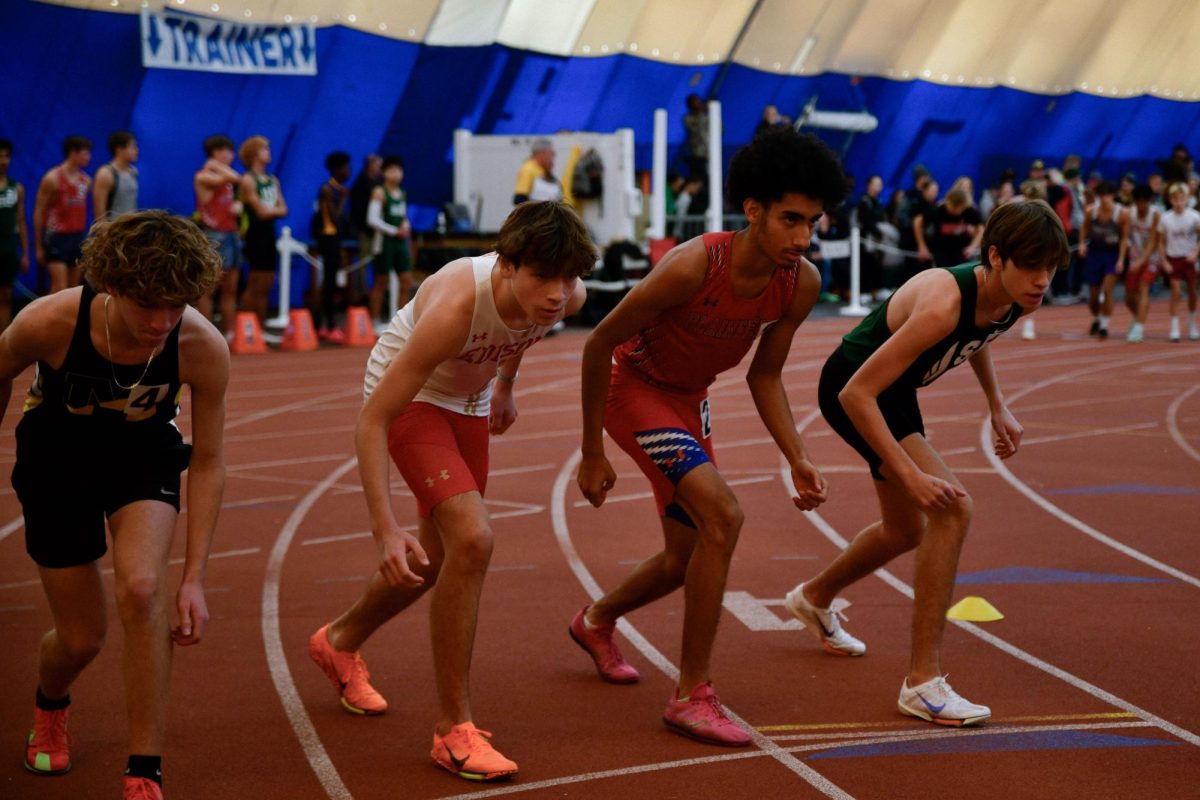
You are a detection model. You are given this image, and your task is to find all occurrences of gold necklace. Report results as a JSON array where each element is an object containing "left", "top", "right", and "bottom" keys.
[{"left": 104, "top": 294, "right": 159, "bottom": 390}]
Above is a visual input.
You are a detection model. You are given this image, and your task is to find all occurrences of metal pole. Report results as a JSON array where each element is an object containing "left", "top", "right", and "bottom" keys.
[
  {"left": 706, "top": 100, "right": 722, "bottom": 233},
  {"left": 268, "top": 226, "right": 293, "bottom": 328},
  {"left": 839, "top": 225, "right": 870, "bottom": 317},
  {"left": 650, "top": 109, "right": 667, "bottom": 240}
]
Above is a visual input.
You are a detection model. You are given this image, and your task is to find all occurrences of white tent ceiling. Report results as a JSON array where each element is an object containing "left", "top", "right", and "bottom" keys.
[{"left": 44, "top": 0, "right": 1200, "bottom": 100}]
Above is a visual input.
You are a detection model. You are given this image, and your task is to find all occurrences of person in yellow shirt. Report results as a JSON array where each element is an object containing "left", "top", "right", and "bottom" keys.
[{"left": 513, "top": 139, "right": 561, "bottom": 204}]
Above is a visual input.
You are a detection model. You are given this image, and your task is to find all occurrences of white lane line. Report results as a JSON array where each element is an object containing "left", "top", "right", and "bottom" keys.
[
  {"left": 229, "top": 454, "right": 351, "bottom": 472},
  {"left": 221, "top": 494, "right": 298, "bottom": 510},
  {"left": 226, "top": 425, "right": 356, "bottom": 444},
  {"left": 1020, "top": 421, "right": 1160, "bottom": 447},
  {"left": 551, "top": 449, "right": 855, "bottom": 800},
  {"left": 1165, "top": 384, "right": 1200, "bottom": 463},
  {"left": 979, "top": 352, "right": 1200, "bottom": 589},
  {"left": 767, "top": 719, "right": 1153, "bottom": 743},
  {"left": 783, "top": 425, "right": 1200, "bottom": 749},
  {"left": 262, "top": 457, "right": 357, "bottom": 800},
  {"left": 226, "top": 389, "right": 361, "bottom": 430},
  {"left": 0, "top": 515, "right": 23, "bottom": 544}
]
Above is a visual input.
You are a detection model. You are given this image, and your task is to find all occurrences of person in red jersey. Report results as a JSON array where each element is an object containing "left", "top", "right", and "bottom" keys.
[
  {"left": 33, "top": 136, "right": 92, "bottom": 294},
  {"left": 572, "top": 128, "right": 848, "bottom": 746}
]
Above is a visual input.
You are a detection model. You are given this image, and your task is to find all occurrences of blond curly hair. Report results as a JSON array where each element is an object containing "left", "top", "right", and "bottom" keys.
[{"left": 82, "top": 211, "right": 223, "bottom": 305}]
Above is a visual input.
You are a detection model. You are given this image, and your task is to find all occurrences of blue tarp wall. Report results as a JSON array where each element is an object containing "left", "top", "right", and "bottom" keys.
[{"left": 3, "top": 0, "right": 1199, "bottom": 303}]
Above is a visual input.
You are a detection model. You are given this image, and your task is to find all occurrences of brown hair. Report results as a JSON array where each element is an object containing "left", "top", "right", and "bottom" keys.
[
  {"left": 82, "top": 211, "right": 223, "bottom": 305},
  {"left": 980, "top": 200, "right": 1070, "bottom": 272},
  {"left": 238, "top": 135, "right": 268, "bottom": 168},
  {"left": 494, "top": 201, "right": 596, "bottom": 279}
]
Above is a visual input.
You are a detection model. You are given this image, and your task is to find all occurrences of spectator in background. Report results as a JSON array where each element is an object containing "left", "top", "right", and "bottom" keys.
[
  {"left": 979, "top": 168, "right": 1015, "bottom": 219},
  {"left": 238, "top": 135, "right": 288, "bottom": 324},
  {"left": 0, "top": 138, "right": 30, "bottom": 333},
  {"left": 1158, "top": 143, "right": 1193, "bottom": 184},
  {"left": 856, "top": 175, "right": 885, "bottom": 297},
  {"left": 349, "top": 154, "right": 383, "bottom": 304},
  {"left": 513, "top": 139, "right": 561, "bottom": 205},
  {"left": 928, "top": 186, "right": 983, "bottom": 268},
  {"left": 1148, "top": 172, "right": 1166, "bottom": 209},
  {"left": 193, "top": 135, "right": 243, "bottom": 335},
  {"left": 682, "top": 94, "right": 709, "bottom": 181},
  {"left": 368, "top": 156, "right": 414, "bottom": 322},
  {"left": 93, "top": 131, "right": 139, "bottom": 220},
  {"left": 910, "top": 178, "right": 940, "bottom": 273},
  {"left": 877, "top": 189, "right": 906, "bottom": 293},
  {"left": 754, "top": 104, "right": 792, "bottom": 138},
  {"left": 33, "top": 136, "right": 92, "bottom": 294},
  {"left": 311, "top": 151, "right": 352, "bottom": 343}
]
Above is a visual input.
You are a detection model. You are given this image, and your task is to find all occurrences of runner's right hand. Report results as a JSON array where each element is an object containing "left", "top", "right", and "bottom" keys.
[
  {"left": 377, "top": 526, "right": 428, "bottom": 588},
  {"left": 902, "top": 470, "right": 966, "bottom": 512},
  {"left": 577, "top": 453, "right": 617, "bottom": 508}
]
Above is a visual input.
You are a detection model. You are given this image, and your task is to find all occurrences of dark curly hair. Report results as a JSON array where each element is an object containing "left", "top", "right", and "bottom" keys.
[
  {"left": 494, "top": 201, "right": 596, "bottom": 280},
  {"left": 82, "top": 211, "right": 223, "bottom": 305},
  {"left": 727, "top": 127, "right": 848, "bottom": 210}
]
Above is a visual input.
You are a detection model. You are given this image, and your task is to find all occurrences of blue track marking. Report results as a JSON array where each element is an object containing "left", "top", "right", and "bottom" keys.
[
  {"left": 807, "top": 730, "right": 1180, "bottom": 760},
  {"left": 957, "top": 567, "right": 1168, "bottom": 585}
]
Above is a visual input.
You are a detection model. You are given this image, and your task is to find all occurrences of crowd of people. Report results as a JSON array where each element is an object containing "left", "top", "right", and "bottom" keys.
[
  {"left": 0, "top": 133, "right": 413, "bottom": 343},
  {"left": 824, "top": 143, "right": 1200, "bottom": 343}
]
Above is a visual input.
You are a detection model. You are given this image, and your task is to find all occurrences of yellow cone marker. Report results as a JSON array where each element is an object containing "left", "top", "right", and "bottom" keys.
[{"left": 946, "top": 596, "right": 1004, "bottom": 622}]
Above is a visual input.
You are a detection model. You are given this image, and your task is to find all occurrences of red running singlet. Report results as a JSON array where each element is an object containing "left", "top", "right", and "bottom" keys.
[
  {"left": 47, "top": 166, "right": 88, "bottom": 234},
  {"left": 614, "top": 231, "right": 799, "bottom": 394}
]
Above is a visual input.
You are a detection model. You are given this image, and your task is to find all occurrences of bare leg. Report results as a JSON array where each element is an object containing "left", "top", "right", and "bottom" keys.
[
  {"left": 36, "top": 562, "right": 108, "bottom": 700},
  {"left": 424, "top": 492, "right": 495, "bottom": 734},
  {"left": 47, "top": 260, "right": 69, "bottom": 294},
  {"left": 587, "top": 515, "right": 696, "bottom": 626},
  {"left": 667, "top": 464, "right": 743, "bottom": 693},
  {"left": 109, "top": 500, "right": 178, "bottom": 756},
  {"left": 326, "top": 517, "right": 443, "bottom": 652},
  {"left": 218, "top": 269, "right": 239, "bottom": 333},
  {"left": 1101, "top": 274, "right": 1117, "bottom": 318},
  {"left": 397, "top": 272, "right": 414, "bottom": 311},
  {"left": 369, "top": 276, "right": 386, "bottom": 322}
]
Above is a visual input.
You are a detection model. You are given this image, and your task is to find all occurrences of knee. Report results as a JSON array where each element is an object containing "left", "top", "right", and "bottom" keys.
[
  {"left": 54, "top": 626, "right": 105, "bottom": 664},
  {"left": 936, "top": 493, "right": 973, "bottom": 536},
  {"left": 450, "top": 527, "right": 494, "bottom": 572},
  {"left": 699, "top": 499, "right": 743, "bottom": 553},
  {"left": 115, "top": 574, "right": 167, "bottom": 624}
]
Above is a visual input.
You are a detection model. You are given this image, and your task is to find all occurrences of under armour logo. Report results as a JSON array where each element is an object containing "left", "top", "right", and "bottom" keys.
[
  {"left": 472, "top": 332, "right": 488, "bottom": 342},
  {"left": 702, "top": 297, "right": 719, "bottom": 307},
  {"left": 439, "top": 470, "right": 450, "bottom": 481},
  {"left": 425, "top": 476, "right": 435, "bottom": 487}
]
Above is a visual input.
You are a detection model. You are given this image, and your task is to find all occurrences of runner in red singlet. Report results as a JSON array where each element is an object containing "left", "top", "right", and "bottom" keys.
[{"left": 33, "top": 136, "right": 92, "bottom": 294}]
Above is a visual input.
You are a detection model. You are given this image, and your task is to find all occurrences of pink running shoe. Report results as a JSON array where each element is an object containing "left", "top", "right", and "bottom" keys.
[
  {"left": 123, "top": 777, "right": 163, "bottom": 800},
  {"left": 25, "top": 706, "right": 72, "bottom": 775},
  {"left": 324, "top": 327, "right": 347, "bottom": 346},
  {"left": 308, "top": 624, "right": 388, "bottom": 715},
  {"left": 431, "top": 722, "right": 518, "bottom": 781},
  {"left": 568, "top": 606, "right": 639, "bottom": 684},
  {"left": 662, "top": 682, "right": 752, "bottom": 746}
]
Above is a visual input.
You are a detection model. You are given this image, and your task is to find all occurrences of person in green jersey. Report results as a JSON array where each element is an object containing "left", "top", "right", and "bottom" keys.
[
  {"left": 366, "top": 155, "right": 413, "bottom": 322},
  {"left": 237, "top": 135, "right": 288, "bottom": 324},
  {"left": 0, "top": 138, "right": 31, "bottom": 333},
  {"left": 783, "top": 200, "right": 1069, "bottom": 727}
]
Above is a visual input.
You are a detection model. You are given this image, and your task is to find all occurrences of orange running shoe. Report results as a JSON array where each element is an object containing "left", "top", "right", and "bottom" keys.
[
  {"left": 431, "top": 723, "right": 518, "bottom": 781},
  {"left": 123, "top": 776, "right": 163, "bottom": 799},
  {"left": 308, "top": 624, "right": 388, "bottom": 715},
  {"left": 25, "top": 706, "right": 72, "bottom": 775}
]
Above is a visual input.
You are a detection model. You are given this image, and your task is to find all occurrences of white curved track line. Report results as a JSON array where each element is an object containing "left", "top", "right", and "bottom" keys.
[
  {"left": 980, "top": 351, "right": 1200, "bottom": 589},
  {"left": 783, "top": 421, "right": 1200, "bottom": 748},
  {"left": 263, "top": 457, "right": 358, "bottom": 800},
  {"left": 1165, "top": 383, "right": 1200, "bottom": 463},
  {"left": 551, "top": 449, "right": 855, "bottom": 799},
  {"left": 0, "top": 514, "right": 23, "bottom": 544}
]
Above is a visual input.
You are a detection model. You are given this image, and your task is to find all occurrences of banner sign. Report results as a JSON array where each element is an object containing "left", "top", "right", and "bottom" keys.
[{"left": 140, "top": 9, "right": 317, "bottom": 76}]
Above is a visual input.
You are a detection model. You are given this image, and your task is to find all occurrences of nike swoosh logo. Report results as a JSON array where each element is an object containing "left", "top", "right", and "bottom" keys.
[
  {"left": 918, "top": 693, "right": 946, "bottom": 714},
  {"left": 445, "top": 744, "right": 468, "bottom": 771},
  {"left": 817, "top": 620, "right": 836, "bottom": 638},
  {"left": 159, "top": 488, "right": 178, "bottom": 496}
]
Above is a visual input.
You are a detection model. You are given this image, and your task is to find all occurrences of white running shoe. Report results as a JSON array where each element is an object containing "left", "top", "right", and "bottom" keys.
[
  {"left": 1189, "top": 323, "right": 1200, "bottom": 341},
  {"left": 1170, "top": 317, "right": 1181, "bottom": 342},
  {"left": 783, "top": 583, "right": 865, "bottom": 656},
  {"left": 898, "top": 675, "right": 991, "bottom": 727},
  {"left": 1126, "top": 322, "right": 1144, "bottom": 343}
]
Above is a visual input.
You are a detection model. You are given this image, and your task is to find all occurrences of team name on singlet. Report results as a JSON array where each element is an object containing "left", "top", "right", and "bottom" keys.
[
  {"left": 457, "top": 334, "right": 543, "bottom": 365},
  {"left": 26, "top": 368, "right": 176, "bottom": 423},
  {"left": 921, "top": 329, "right": 1007, "bottom": 386},
  {"left": 674, "top": 308, "right": 771, "bottom": 341}
]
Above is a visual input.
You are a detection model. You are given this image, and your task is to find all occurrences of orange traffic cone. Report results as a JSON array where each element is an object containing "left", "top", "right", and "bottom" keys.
[
  {"left": 230, "top": 311, "right": 268, "bottom": 355},
  {"left": 280, "top": 308, "right": 318, "bottom": 352},
  {"left": 344, "top": 306, "right": 377, "bottom": 348}
]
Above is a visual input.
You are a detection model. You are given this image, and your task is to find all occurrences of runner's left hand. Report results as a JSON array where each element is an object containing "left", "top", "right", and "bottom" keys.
[
  {"left": 991, "top": 405, "right": 1023, "bottom": 459},
  {"left": 790, "top": 458, "right": 828, "bottom": 511}
]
